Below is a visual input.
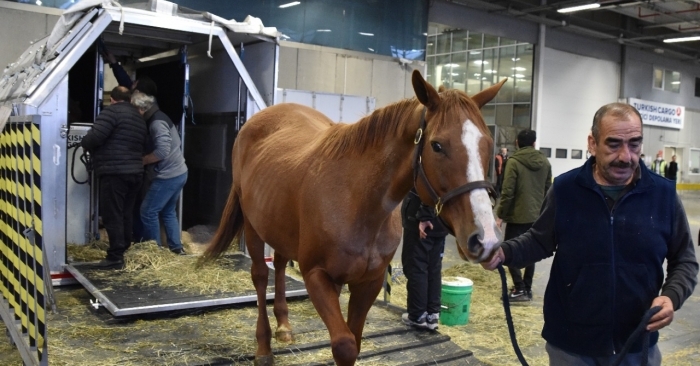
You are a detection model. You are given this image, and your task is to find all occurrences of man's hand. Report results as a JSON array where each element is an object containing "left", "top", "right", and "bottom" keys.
[
  {"left": 496, "top": 218, "right": 503, "bottom": 228},
  {"left": 480, "top": 247, "right": 504, "bottom": 270},
  {"left": 647, "top": 296, "right": 674, "bottom": 332},
  {"left": 418, "top": 221, "right": 433, "bottom": 239}
]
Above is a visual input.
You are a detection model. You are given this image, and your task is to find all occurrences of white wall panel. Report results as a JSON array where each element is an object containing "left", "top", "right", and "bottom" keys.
[
  {"left": 538, "top": 47, "right": 620, "bottom": 178},
  {"left": 371, "top": 61, "right": 409, "bottom": 107},
  {"left": 278, "top": 46, "right": 298, "bottom": 89},
  {"left": 344, "top": 57, "right": 373, "bottom": 98},
  {"left": 297, "top": 49, "right": 336, "bottom": 93},
  {"left": 0, "top": 8, "right": 59, "bottom": 71}
]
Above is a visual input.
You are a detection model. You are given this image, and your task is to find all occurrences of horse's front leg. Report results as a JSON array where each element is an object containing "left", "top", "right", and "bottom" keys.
[
  {"left": 244, "top": 223, "right": 274, "bottom": 366},
  {"left": 347, "top": 275, "right": 385, "bottom": 353},
  {"left": 272, "top": 253, "right": 293, "bottom": 343},
  {"left": 304, "top": 268, "right": 358, "bottom": 366}
]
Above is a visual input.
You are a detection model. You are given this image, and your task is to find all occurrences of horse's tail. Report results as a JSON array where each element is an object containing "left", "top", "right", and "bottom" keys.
[{"left": 198, "top": 186, "right": 244, "bottom": 266}]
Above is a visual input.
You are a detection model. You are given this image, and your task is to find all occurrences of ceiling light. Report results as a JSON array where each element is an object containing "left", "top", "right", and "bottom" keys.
[
  {"left": 444, "top": 63, "right": 459, "bottom": 67},
  {"left": 317, "top": 29, "right": 331, "bottom": 32},
  {"left": 474, "top": 60, "right": 489, "bottom": 65},
  {"left": 558, "top": 3, "right": 600, "bottom": 13},
  {"left": 483, "top": 69, "right": 496, "bottom": 74},
  {"left": 512, "top": 57, "right": 520, "bottom": 61},
  {"left": 672, "top": 81, "right": 681, "bottom": 84},
  {"left": 423, "top": 33, "right": 428, "bottom": 36},
  {"left": 512, "top": 67, "right": 526, "bottom": 71},
  {"left": 470, "top": 51, "right": 481, "bottom": 55},
  {"left": 359, "top": 32, "right": 374, "bottom": 36},
  {"left": 664, "top": 36, "right": 700, "bottom": 43},
  {"left": 451, "top": 73, "right": 459, "bottom": 76},
  {"left": 36, "top": 0, "right": 42, "bottom": 4},
  {"left": 513, "top": 74, "right": 525, "bottom": 78},
  {"left": 279, "top": 1, "right": 300, "bottom": 8},
  {"left": 368, "top": 47, "right": 375, "bottom": 52},
  {"left": 474, "top": 73, "right": 481, "bottom": 76}
]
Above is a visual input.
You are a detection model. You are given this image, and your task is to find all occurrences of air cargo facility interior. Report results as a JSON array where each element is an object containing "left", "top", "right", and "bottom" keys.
[{"left": 1, "top": 0, "right": 700, "bottom": 365}]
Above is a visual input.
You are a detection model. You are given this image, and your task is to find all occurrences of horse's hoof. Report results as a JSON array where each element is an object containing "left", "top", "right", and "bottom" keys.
[
  {"left": 254, "top": 355, "right": 274, "bottom": 366},
  {"left": 275, "top": 330, "right": 293, "bottom": 343}
]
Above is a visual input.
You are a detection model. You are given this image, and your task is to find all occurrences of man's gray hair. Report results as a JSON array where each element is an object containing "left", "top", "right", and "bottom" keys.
[
  {"left": 131, "top": 91, "right": 155, "bottom": 111},
  {"left": 591, "top": 103, "right": 643, "bottom": 142}
]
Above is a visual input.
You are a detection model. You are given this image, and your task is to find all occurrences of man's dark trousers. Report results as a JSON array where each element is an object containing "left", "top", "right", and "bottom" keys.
[
  {"left": 506, "top": 222, "right": 535, "bottom": 290},
  {"left": 100, "top": 174, "right": 143, "bottom": 261},
  {"left": 402, "top": 224, "right": 446, "bottom": 319}
]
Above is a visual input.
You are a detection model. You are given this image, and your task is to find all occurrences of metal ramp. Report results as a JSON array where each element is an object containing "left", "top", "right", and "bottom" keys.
[{"left": 64, "top": 253, "right": 307, "bottom": 316}]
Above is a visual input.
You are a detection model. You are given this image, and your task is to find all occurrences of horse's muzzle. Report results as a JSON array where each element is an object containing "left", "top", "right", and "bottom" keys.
[{"left": 466, "top": 220, "right": 501, "bottom": 262}]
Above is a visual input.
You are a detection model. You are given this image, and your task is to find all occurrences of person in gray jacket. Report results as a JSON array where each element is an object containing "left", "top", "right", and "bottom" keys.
[
  {"left": 496, "top": 129, "right": 552, "bottom": 302},
  {"left": 131, "top": 92, "right": 188, "bottom": 254}
]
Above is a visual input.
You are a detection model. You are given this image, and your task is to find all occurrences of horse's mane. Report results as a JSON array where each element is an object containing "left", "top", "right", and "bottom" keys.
[
  {"left": 317, "top": 98, "right": 420, "bottom": 158},
  {"left": 316, "top": 89, "right": 488, "bottom": 159}
]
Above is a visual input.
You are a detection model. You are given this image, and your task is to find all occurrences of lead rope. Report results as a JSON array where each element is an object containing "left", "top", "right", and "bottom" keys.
[
  {"left": 611, "top": 305, "right": 662, "bottom": 366},
  {"left": 497, "top": 264, "right": 529, "bottom": 366},
  {"left": 497, "top": 264, "right": 662, "bottom": 366}
]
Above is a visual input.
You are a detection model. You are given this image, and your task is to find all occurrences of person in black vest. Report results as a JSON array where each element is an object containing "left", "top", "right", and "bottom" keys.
[
  {"left": 400, "top": 189, "right": 449, "bottom": 330},
  {"left": 81, "top": 86, "right": 148, "bottom": 269},
  {"left": 665, "top": 155, "right": 679, "bottom": 183},
  {"left": 481, "top": 103, "right": 697, "bottom": 364}
]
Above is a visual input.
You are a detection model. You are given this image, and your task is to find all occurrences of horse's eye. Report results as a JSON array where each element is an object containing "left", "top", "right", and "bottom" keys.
[{"left": 431, "top": 141, "right": 443, "bottom": 153}]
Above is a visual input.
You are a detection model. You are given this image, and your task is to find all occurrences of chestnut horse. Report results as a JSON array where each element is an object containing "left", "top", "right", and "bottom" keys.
[{"left": 202, "top": 71, "right": 505, "bottom": 365}]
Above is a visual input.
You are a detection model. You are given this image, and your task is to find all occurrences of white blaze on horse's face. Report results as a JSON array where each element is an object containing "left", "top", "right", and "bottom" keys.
[{"left": 461, "top": 119, "right": 500, "bottom": 261}]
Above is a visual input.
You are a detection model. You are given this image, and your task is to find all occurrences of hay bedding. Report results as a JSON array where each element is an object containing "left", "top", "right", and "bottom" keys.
[{"left": 0, "top": 240, "right": 693, "bottom": 365}]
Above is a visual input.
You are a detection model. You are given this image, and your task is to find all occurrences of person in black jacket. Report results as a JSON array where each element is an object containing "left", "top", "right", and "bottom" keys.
[
  {"left": 81, "top": 86, "right": 148, "bottom": 269},
  {"left": 400, "top": 189, "right": 449, "bottom": 330},
  {"left": 482, "top": 103, "right": 697, "bottom": 364}
]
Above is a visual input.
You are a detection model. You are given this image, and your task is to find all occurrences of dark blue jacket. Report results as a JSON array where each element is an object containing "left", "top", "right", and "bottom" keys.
[{"left": 502, "top": 157, "right": 697, "bottom": 357}]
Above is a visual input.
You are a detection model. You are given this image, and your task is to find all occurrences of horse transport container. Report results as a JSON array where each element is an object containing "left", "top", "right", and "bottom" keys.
[{"left": 0, "top": 0, "right": 307, "bottom": 326}]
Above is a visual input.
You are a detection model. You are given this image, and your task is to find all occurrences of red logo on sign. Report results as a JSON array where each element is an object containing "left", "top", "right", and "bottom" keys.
[{"left": 677, "top": 107, "right": 682, "bottom": 116}]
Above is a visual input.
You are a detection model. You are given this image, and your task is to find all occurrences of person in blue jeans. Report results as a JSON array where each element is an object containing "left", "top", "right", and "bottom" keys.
[{"left": 131, "top": 92, "right": 188, "bottom": 254}]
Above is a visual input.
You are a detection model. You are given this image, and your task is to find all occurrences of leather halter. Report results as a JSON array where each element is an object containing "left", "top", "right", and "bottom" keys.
[{"left": 412, "top": 108, "right": 498, "bottom": 216}]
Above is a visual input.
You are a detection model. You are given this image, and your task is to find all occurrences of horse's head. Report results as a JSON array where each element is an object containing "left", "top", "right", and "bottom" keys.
[{"left": 410, "top": 70, "right": 505, "bottom": 263}]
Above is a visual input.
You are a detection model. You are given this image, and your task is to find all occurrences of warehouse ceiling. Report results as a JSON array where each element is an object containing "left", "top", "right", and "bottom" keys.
[{"left": 445, "top": 0, "right": 700, "bottom": 62}]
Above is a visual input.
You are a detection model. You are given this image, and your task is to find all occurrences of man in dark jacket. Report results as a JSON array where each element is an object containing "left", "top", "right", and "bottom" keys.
[
  {"left": 496, "top": 129, "right": 551, "bottom": 302},
  {"left": 81, "top": 86, "right": 148, "bottom": 269},
  {"left": 400, "top": 189, "right": 449, "bottom": 330},
  {"left": 665, "top": 154, "right": 679, "bottom": 182},
  {"left": 482, "top": 103, "right": 697, "bottom": 364}
]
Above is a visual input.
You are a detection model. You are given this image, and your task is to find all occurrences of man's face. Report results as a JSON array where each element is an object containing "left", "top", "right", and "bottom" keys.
[
  {"left": 588, "top": 113, "right": 643, "bottom": 186},
  {"left": 500, "top": 148, "right": 507, "bottom": 156}
]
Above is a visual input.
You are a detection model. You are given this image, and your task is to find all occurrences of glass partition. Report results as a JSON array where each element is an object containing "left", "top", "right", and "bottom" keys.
[{"left": 426, "top": 23, "right": 535, "bottom": 130}]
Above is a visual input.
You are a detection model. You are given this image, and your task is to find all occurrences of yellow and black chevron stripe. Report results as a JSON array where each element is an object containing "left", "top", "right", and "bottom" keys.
[{"left": 0, "top": 120, "right": 45, "bottom": 363}]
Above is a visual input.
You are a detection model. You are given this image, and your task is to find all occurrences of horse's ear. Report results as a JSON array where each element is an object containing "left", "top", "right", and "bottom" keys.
[
  {"left": 412, "top": 70, "right": 440, "bottom": 111},
  {"left": 471, "top": 78, "right": 508, "bottom": 108}
]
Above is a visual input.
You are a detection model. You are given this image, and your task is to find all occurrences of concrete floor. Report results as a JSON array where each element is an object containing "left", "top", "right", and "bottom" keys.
[{"left": 394, "top": 190, "right": 700, "bottom": 361}]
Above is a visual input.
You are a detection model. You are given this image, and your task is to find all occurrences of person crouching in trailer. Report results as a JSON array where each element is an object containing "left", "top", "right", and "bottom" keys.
[
  {"left": 130, "top": 92, "right": 189, "bottom": 255},
  {"left": 81, "top": 86, "right": 148, "bottom": 270}
]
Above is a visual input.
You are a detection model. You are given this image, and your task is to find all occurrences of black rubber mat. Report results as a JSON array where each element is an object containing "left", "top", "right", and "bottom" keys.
[
  {"left": 193, "top": 302, "right": 484, "bottom": 366},
  {"left": 66, "top": 253, "right": 307, "bottom": 316}
]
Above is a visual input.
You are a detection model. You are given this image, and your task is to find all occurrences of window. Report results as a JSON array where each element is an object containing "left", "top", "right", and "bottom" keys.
[
  {"left": 690, "top": 148, "right": 700, "bottom": 175},
  {"left": 653, "top": 67, "right": 681, "bottom": 93},
  {"left": 556, "top": 149, "right": 568, "bottom": 159},
  {"left": 571, "top": 149, "right": 583, "bottom": 159},
  {"left": 426, "top": 23, "right": 534, "bottom": 128},
  {"left": 540, "top": 147, "right": 551, "bottom": 158}
]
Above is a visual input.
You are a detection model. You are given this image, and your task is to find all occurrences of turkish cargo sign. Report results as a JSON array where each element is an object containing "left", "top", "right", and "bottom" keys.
[{"left": 628, "top": 98, "right": 684, "bottom": 130}]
